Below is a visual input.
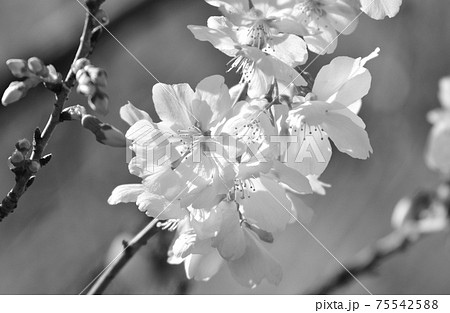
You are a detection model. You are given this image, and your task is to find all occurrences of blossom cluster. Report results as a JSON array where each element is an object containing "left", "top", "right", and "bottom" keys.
[{"left": 109, "top": 0, "right": 401, "bottom": 287}]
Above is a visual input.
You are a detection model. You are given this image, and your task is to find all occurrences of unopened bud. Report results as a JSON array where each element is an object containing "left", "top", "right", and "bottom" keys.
[
  {"left": 6, "top": 59, "right": 29, "bottom": 78},
  {"left": 28, "top": 160, "right": 41, "bottom": 173},
  {"left": 10, "top": 150, "right": 24, "bottom": 165},
  {"left": 61, "top": 105, "right": 87, "bottom": 121},
  {"left": 15, "top": 138, "right": 32, "bottom": 151},
  {"left": 72, "top": 58, "right": 91, "bottom": 74},
  {"left": 81, "top": 114, "right": 126, "bottom": 147},
  {"left": 88, "top": 67, "right": 107, "bottom": 87},
  {"left": 43, "top": 65, "right": 62, "bottom": 84},
  {"left": 2, "top": 81, "right": 27, "bottom": 106},
  {"left": 95, "top": 9, "right": 109, "bottom": 25},
  {"left": 27, "top": 57, "right": 47, "bottom": 76},
  {"left": 77, "top": 82, "right": 96, "bottom": 96},
  {"left": 88, "top": 92, "right": 109, "bottom": 115}
]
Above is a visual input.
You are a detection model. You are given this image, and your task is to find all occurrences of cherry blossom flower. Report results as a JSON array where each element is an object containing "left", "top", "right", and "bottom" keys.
[
  {"left": 293, "top": 0, "right": 359, "bottom": 54},
  {"left": 189, "top": 1, "right": 308, "bottom": 98},
  {"left": 109, "top": 75, "right": 239, "bottom": 218},
  {"left": 284, "top": 48, "right": 379, "bottom": 177}
]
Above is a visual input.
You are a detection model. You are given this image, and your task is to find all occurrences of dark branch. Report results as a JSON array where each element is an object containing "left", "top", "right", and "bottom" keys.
[
  {"left": 0, "top": 0, "right": 105, "bottom": 221},
  {"left": 84, "top": 218, "right": 160, "bottom": 295}
]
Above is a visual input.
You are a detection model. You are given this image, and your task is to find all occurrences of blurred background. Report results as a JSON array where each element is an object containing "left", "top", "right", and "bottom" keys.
[{"left": 0, "top": 0, "right": 449, "bottom": 294}]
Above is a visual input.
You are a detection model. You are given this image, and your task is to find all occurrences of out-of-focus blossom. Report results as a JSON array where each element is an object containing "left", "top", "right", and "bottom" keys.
[{"left": 425, "top": 77, "right": 450, "bottom": 178}]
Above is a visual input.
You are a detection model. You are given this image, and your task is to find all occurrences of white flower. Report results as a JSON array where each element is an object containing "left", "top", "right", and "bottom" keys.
[
  {"left": 284, "top": 49, "right": 378, "bottom": 176},
  {"left": 293, "top": 0, "right": 359, "bottom": 54},
  {"left": 189, "top": 3, "right": 307, "bottom": 98}
]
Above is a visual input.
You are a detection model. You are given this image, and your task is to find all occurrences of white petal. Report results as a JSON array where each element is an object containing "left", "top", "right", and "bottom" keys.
[
  {"left": 322, "top": 111, "right": 373, "bottom": 159},
  {"left": 195, "top": 75, "right": 232, "bottom": 127},
  {"left": 184, "top": 250, "right": 224, "bottom": 281},
  {"left": 240, "top": 176, "right": 292, "bottom": 233},
  {"left": 119, "top": 101, "right": 151, "bottom": 126},
  {"left": 136, "top": 192, "right": 185, "bottom": 220},
  {"left": 271, "top": 160, "right": 312, "bottom": 194},
  {"left": 152, "top": 82, "right": 195, "bottom": 129},
  {"left": 108, "top": 184, "right": 145, "bottom": 205},
  {"left": 212, "top": 201, "right": 246, "bottom": 260},
  {"left": 265, "top": 34, "right": 307, "bottom": 67},
  {"left": 361, "top": 0, "right": 402, "bottom": 20},
  {"left": 227, "top": 230, "right": 282, "bottom": 288}
]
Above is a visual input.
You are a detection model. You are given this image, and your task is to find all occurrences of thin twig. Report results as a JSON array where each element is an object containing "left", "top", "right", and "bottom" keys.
[
  {"left": 0, "top": 0, "right": 105, "bottom": 221},
  {"left": 306, "top": 230, "right": 420, "bottom": 295},
  {"left": 84, "top": 218, "right": 160, "bottom": 295}
]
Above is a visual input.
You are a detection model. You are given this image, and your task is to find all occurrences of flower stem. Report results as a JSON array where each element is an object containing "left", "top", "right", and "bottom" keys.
[{"left": 83, "top": 218, "right": 160, "bottom": 295}]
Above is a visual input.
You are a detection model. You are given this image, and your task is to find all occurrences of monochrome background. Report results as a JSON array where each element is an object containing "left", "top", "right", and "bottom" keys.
[{"left": 0, "top": 0, "right": 449, "bottom": 294}]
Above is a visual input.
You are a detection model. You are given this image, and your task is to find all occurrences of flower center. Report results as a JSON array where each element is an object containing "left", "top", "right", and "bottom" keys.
[
  {"left": 247, "top": 20, "right": 272, "bottom": 49},
  {"left": 232, "top": 178, "right": 256, "bottom": 200},
  {"left": 289, "top": 115, "right": 326, "bottom": 141},
  {"left": 232, "top": 118, "right": 264, "bottom": 145},
  {"left": 297, "top": 0, "right": 324, "bottom": 18},
  {"left": 227, "top": 52, "right": 255, "bottom": 84}
]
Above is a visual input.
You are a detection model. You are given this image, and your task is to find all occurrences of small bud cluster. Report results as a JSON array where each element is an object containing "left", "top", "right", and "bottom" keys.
[
  {"left": 73, "top": 58, "right": 109, "bottom": 115},
  {"left": 2, "top": 57, "right": 62, "bottom": 106},
  {"left": 7, "top": 138, "right": 42, "bottom": 176}
]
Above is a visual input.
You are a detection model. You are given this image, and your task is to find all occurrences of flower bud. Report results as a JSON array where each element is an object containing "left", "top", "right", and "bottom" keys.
[
  {"left": 76, "top": 70, "right": 93, "bottom": 87},
  {"left": 95, "top": 9, "right": 109, "bottom": 25},
  {"left": 61, "top": 105, "right": 87, "bottom": 121},
  {"left": 72, "top": 58, "right": 91, "bottom": 74},
  {"left": 27, "top": 57, "right": 48, "bottom": 77},
  {"left": 87, "top": 67, "right": 107, "bottom": 87},
  {"left": 28, "top": 160, "right": 41, "bottom": 173},
  {"left": 88, "top": 92, "right": 109, "bottom": 115},
  {"left": 2, "top": 81, "right": 27, "bottom": 106},
  {"left": 6, "top": 59, "right": 29, "bottom": 78},
  {"left": 77, "top": 82, "right": 96, "bottom": 96},
  {"left": 81, "top": 114, "right": 126, "bottom": 147},
  {"left": 15, "top": 138, "right": 32, "bottom": 152},
  {"left": 43, "top": 65, "right": 62, "bottom": 84},
  {"left": 10, "top": 150, "right": 24, "bottom": 165}
]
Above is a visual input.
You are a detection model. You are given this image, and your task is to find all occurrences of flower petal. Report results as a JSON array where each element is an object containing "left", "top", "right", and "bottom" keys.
[
  {"left": 184, "top": 250, "right": 224, "bottom": 281},
  {"left": 227, "top": 230, "right": 282, "bottom": 288},
  {"left": 265, "top": 34, "right": 307, "bottom": 67},
  {"left": 322, "top": 111, "right": 373, "bottom": 159},
  {"left": 195, "top": 75, "right": 232, "bottom": 127},
  {"left": 120, "top": 101, "right": 151, "bottom": 126},
  {"left": 108, "top": 184, "right": 145, "bottom": 205},
  {"left": 361, "top": 0, "right": 402, "bottom": 20},
  {"left": 240, "top": 176, "right": 292, "bottom": 233},
  {"left": 152, "top": 82, "right": 195, "bottom": 130},
  {"left": 213, "top": 201, "right": 246, "bottom": 260}
]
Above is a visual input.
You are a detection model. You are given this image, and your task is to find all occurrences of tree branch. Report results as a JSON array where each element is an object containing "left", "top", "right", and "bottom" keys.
[
  {"left": 0, "top": 0, "right": 105, "bottom": 221},
  {"left": 306, "top": 230, "right": 420, "bottom": 295},
  {"left": 84, "top": 218, "right": 160, "bottom": 295}
]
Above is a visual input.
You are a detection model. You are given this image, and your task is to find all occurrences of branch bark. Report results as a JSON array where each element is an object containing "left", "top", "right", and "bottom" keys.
[
  {"left": 0, "top": 0, "right": 105, "bottom": 221},
  {"left": 84, "top": 218, "right": 160, "bottom": 295}
]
